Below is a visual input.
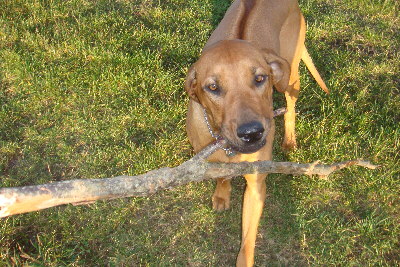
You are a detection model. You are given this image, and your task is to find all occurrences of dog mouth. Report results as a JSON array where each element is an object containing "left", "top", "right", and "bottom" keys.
[
  {"left": 223, "top": 135, "right": 267, "bottom": 154},
  {"left": 220, "top": 119, "right": 271, "bottom": 154},
  {"left": 227, "top": 138, "right": 266, "bottom": 154}
]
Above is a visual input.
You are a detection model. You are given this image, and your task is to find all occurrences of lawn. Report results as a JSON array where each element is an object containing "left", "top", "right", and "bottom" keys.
[{"left": 0, "top": 0, "right": 399, "bottom": 266}]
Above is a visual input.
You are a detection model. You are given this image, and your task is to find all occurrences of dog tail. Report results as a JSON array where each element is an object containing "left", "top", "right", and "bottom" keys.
[{"left": 302, "top": 47, "right": 329, "bottom": 94}]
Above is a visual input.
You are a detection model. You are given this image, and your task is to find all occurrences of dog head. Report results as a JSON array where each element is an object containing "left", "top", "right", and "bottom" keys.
[{"left": 185, "top": 40, "right": 290, "bottom": 154}]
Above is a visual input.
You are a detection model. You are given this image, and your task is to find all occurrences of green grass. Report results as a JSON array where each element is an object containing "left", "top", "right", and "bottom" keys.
[{"left": 0, "top": 0, "right": 399, "bottom": 265}]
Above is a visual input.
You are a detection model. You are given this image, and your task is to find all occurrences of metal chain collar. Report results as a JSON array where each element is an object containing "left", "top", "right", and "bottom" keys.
[{"left": 202, "top": 107, "right": 237, "bottom": 157}]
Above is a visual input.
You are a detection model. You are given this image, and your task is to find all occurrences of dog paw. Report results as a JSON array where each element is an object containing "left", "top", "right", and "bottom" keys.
[
  {"left": 282, "top": 139, "right": 297, "bottom": 151},
  {"left": 212, "top": 195, "right": 230, "bottom": 211}
]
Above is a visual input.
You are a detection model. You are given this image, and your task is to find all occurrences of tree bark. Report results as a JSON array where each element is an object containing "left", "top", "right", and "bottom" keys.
[{"left": 0, "top": 140, "right": 378, "bottom": 218}]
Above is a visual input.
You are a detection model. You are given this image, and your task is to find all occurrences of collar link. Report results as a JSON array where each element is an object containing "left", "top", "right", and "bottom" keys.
[{"left": 202, "top": 107, "right": 237, "bottom": 157}]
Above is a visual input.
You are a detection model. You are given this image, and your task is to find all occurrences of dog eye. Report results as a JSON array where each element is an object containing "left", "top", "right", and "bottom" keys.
[
  {"left": 208, "top": 84, "right": 218, "bottom": 91},
  {"left": 254, "top": 75, "right": 267, "bottom": 85},
  {"left": 204, "top": 82, "right": 221, "bottom": 95}
]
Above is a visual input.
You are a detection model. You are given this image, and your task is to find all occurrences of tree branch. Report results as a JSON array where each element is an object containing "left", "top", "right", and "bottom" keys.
[{"left": 0, "top": 140, "right": 378, "bottom": 218}]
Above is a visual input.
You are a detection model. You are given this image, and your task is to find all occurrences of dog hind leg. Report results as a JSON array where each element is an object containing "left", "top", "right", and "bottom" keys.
[{"left": 279, "top": 10, "right": 306, "bottom": 151}]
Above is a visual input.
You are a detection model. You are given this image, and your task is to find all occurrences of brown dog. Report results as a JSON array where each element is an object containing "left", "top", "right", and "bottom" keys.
[{"left": 185, "top": 0, "right": 328, "bottom": 266}]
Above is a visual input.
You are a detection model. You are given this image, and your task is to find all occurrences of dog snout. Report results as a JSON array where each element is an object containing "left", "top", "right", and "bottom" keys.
[{"left": 236, "top": 121, "right": 265, "bottom": 144}]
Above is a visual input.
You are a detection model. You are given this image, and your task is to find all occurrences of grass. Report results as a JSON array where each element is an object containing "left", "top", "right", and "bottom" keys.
[{"left": 0, "top": 0, "right": 399, "bottom": 265}]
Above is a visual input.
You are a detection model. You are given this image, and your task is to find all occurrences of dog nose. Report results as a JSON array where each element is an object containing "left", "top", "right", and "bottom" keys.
[{"left": 236, "top": 121, "right": 264, "bottom": 143}]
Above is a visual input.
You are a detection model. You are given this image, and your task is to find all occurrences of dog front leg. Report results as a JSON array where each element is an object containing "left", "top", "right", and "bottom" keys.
[
  {"left": 236, "top": 173, "right": 267, "bottom": 267},
  {"left": 213, "top": 178, "right": 232, "bottom": 211}
]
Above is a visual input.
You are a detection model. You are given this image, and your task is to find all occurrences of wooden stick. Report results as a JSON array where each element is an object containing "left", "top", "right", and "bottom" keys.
[{"left": 0, "top": 140, "right": 378, "bottom": 218}]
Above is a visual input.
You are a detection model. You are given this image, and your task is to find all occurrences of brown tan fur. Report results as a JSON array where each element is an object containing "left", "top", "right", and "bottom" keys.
[{"left": 185, "top": 0, "right": 328, "bottom": 266}]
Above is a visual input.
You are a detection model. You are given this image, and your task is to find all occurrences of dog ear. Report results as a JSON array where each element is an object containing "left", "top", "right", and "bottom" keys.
[
  {"left": 263, "top": 50, "right": 290, "bottom": 93},
  {"left": 184, "top": 65, "right": 200, "bottom": 103}
]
